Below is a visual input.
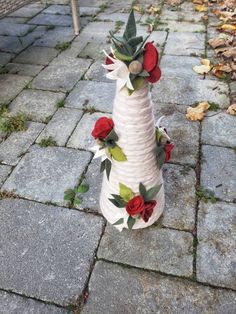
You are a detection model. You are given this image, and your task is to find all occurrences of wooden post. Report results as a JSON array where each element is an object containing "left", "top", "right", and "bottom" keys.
[{"left": 71, "top": 0, "right": 80, "bottom": 35}]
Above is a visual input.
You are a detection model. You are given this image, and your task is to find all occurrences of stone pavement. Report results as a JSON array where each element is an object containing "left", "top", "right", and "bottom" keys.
[{"left": 0, "top": 0, "right": 235, "bottom": 313}]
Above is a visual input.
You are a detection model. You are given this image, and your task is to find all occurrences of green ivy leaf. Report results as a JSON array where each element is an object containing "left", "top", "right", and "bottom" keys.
[
  {"left": 123, "top": 10, "right": 136, "bottom": 41},
  {"left": 145, "top": 184, "right": 162, "bottom": 202},
  {"left": 113, "top": 218, "right": 124, "bottom": 225},
  {"left": 77, "top": 183, "right": 89, "bottom": 194},
  {"left": 128, "top": 77, "right": 145, "bottom": 95},
  {"left": 73, "top": 197, "right": 82, "bottom": 205},
  {"left": 109, "top": 145, "right": 127, "bottom": 162},
  {"left": 127, "top": 216, "right": 136, "bottom": 230},
  {"left": 139, "top": 182, "right": 147, "bottom": 199},
  {"left": 64, "top": 189, "right": 75, "bottom": 201},
  {"left": 119, "top": 183, "right": 134, "bottom": 202}
]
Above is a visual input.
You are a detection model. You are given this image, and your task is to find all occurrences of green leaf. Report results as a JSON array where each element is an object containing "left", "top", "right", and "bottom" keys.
[
  {"left": 111, "top": 194, "right": 127, "bottom": 207},
  {"left": 113, "top": 218, "right": 124, "bottom": 225},
  {"left": 100, "top": 159, "right": 106, "bottom": 173},
  {"left": 157, "top": 149, "right": 165, "bottom": 169},
  {"left": 123, "top": 10, "right": 136, "bottom": 41},
  {"left": 119, "top": 183, "right": 134, "bottom": 202},
  {"left": 139, "top": 182, "right": 147, "bottom": 198},
  {"left": 156, "top": 129, "right": 162, "bottom": 143},
  {"left": 109, "top": 145, "right": 127, "bottom": 162},
  {"left": 139, "top": 70, "right": 150, "bottom": 77},
  {"left": 105, "top": 158, "right": 112, "bottom": 179},
  {"left": 77, "top": 183, "right": 89, "bottom": 194},
  {"left": 64, "top": 189, "right": 75, "bottom": 201},
  {"left": 133, "top": 34, "right": 150, "bottom": 58},
  {"left": 128, "top": 77, "right": 145, "bottom": 95},
  {"left": 109, "top": 198, "right": 125, "bottom": 208},
  {"left": 105, "top": 129, "right": 118, "bottom": 142},
  {"left": 114, "top": 49, "right": 133, "bottom": 61},
  {"left": 145, "top": 184, "right": 162, "bottom": 201},
  {"left": 127, "top": 36, "right": 143, "bottom": 48},
  {"left": 127, "top": 216, "right": 136, "bottom": 230},
  {"left": 73, "top": 197, "right": 82, "bottom": 205}
]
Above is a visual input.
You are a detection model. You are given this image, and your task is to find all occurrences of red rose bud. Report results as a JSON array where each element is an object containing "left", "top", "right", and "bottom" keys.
[
  {"left": 164, "top": 143, "right": 174, "bottom": 163},
  {"left": 91, "top": 117, "right": 114, "bottom": 140},
  {"left": 147, "top": 66, "right": 161, "bottom": 83},
  {"left": 141, "top": 200, "right": 156, "bottom": 222},
  {"left": 143, "top": 42, "right": 158, "bottom": 72},
  {"left": 105, "top": 53, "right": 114, "bottom": 66},
  {"left": 126, "top": 195, "right": 144, "bottom": 216}
]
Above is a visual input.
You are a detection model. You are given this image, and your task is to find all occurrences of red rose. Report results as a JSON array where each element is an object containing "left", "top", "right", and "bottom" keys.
[
  {"left": 164, "top": 143, "right": 174, "bottom": 163},
  {"left": 143, "top": 42, "right": 161, "bottom": 83},
  {"left": 91, "top": 117, "right": 114, "bottom": 139},
  {"left": 126, "top": 195, "right": 144, "bottom": 216},
  {"left": 105, "top": 53, "right": 114, "bottom": 66},
  {"left": 141, "top": 200, "right": 156, "bottom": 222}
]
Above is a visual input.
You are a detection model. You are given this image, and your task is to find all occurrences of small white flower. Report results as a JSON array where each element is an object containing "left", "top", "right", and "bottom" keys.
[
  {"left": 90, "top": 145, "right": 111, "bottom": 161},
  {"left": 102, "top": 49, "right": 134, "bottom": 91},
  {"left": 155, "top": 116, "right": 171, "bottom": 141}
]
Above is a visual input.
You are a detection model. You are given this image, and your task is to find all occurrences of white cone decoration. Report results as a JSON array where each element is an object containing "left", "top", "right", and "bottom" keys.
[{"left": 99, "top": 82, "right": 164, "bottom": 231}]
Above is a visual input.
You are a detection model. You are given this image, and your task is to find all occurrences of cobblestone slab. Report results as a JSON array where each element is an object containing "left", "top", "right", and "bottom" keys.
[
  {"left": 13, "top": 46, "right": 58, "bottom": 65},
  {"left": 151, "top": 77, "right": 230, "bottom": 107},
  {"left": 0, "top": 165, "right": 12, "bottom": 186},
  {"left": 81, "top": 21, "right": 115, "bottom": 36},
  {"left": 33, "top": 26, "right": 75, "bottom": 47},
  {"left": 28, "top": 13, "right": 72, "bottom": 26},
  {"left": 9, "top": 89, "right": 65, "bottom": 122},
  {"left": 67, "top": 112, "right": 109, "bottom": 150},
  {"left": 36, "top": 108, "right": 83, "bottom": 146},
  {"left": 1, "top": 147, "right": 91, "bottom": 205},
  {"left": 97, "top": 12, "right": 140, "bottom": 23},
  {"left": 79, "top": 42, "right": 110, "bottom": 60},
  {"left": 77, "top": 158, "right": 102, "bottom": 212},
  {"left": 0, "top": 22, "right": 34, "bottom": 36},
  {"left": 65, "top": 81, "right": 115, "bottom": 112},
  {"left": 31, "top": 57, "right": 91, "bottom": 92},
  {"left": 0, "top": 122, "right": 44, "bottom": 166},
  {"left": 0, "top": 74, "right": 32, "bottom": 104},
  {"left": 165, "top": 32, "right": 205, "bottom": 56},
  {"left": 197, "top": 201, "right": 236, "bottom": 290},
  {"left": 202, "top": 112, "right": 236, "bottom": 148},
  {"left": 0, "top": 198, "right": 104, "bottom": 306},
  {"left": 80, "top": 6, "right": 100, "bottom": 16},
  {"left": 82, "top": 261, "right": 236, "bottom": 314},
  {"left": 9, "top": 3, "right": 46, "bottom": 18},
  {"left": 98, "top": 225, "right": 193, "bottom": 277},
  {"left": 0, "top": 52, "right": 13, "bottom": 66},
  {"left": 84, "top": 60, "right": 110, "bottom": 82},
  {"left": 159, "top": 21, "right": 205, "bottom": 33},
  {"left": 0, "top": 291, "right": 69, "bottom": 314},
  {"left": 161, "top": 2, "right": 204, "bottom": 23},
  {"left": 1, "top": 17, "right": 28, "bottom": 24},
  {"left": 6, "top": 63, "right": 44, "bottom": 76},
  {"left": 162, "top": 164, "right": 196, "bottom": 231},
  {"left": 154, "top": 103, "right": 200, "bottom": 165},
  {"left": 43, "top": 4, "right": 71, "bottom": 15},
  {"left": 201, "top": 145, "right": 236, "bottom": 202}
]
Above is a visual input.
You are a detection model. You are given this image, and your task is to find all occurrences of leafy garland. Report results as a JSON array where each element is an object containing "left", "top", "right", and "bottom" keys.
[{"left": 109, "top": 182, "right": 162, "bottom": 229}]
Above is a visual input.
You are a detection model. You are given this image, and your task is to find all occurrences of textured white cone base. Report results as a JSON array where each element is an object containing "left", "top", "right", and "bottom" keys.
[{"left": 100, "top": 83, "right": 165, "bottom": 231}]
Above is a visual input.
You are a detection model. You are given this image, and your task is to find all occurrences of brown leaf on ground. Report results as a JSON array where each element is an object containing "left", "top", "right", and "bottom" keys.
[
  {"left": 217, "top": 23, "right": 236, "bottom": 34},
  {"left": 195, "top": 4, "right": 208, "bottom": 12},
  {"left": 208, "top": 37, "right": 227, "bottom": 48},
  {"left": 166, "top": 0, "right": 182, "bottom": 6},
  {"left": 146, "top": 4, "right": 161, "bottom": 15},
  {"left": 227, "top": 104, "right": 236, "bottom": 116},
  {"left": 186, "top": 101, "right": 210, "bottom": 121}
]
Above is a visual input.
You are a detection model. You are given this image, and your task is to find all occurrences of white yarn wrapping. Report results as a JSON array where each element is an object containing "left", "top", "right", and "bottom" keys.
[{"left": 99, "top": 82, "right": 164, "bottom": 230}]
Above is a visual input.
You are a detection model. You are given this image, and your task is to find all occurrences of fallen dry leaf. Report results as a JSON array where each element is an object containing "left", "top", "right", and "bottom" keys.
[
  {"left": 195, "top": 4, "right": 208, "bottom": 12},
  {"left": 208, "top": 37, "right": 227, "bottom": 48},
  {"left": 146, "top": 4, "right": 160, "bottom": 15},
  {"left": 218, "top": 23, "right": 236, "bottom": 33},
  {"left": 132, "top": 5, "right": 141, "bottom": 13},
  {"left": 166, "top": 0, "right": 182, "bottom": 6},
  {"left": 193, "top": 59, "right": 211, "bottom": 74},
  {"left": 186, "top": 101, "right": 210, "bottom": 121},
  {"left": 227, "top": 104, "right": 236, "bottom": 115}
]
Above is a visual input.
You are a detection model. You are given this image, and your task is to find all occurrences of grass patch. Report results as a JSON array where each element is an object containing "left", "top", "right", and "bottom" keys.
[
  {"left": 56, "top": 99, "right": 65, "bottom": 108},
  {"left": 0, "top": 112, "right": 27, "bottom": 134},
  {"left": 115, "top": 20, "right": 125, "bottom": 32},
  {"left": 99, "top": 3, "right": 108, "bottom": 12},
  {"left": 46, "top": 24, "right": 56, "bottom": 31},
  {"left": 64, "top": 183, "right": 89, "bottom": 207},
  {"left": 55, "top": 41, "right": 71, "bottom": 51},
  {"left": 0, "top": 66, "right": 9, "bottom": 75},
  {"left": 179, "top": 165, "right": 192, "bottom": 176},
  {"left": 142, "top": 17, "right": 160, "bottom": 31},
  {"left": 83, "top": 105, "right": 96, "bottom": 114},
  {"left": 39, "top": 136, "right": 57, "bottom": 147},
  {"left": 0, "top": 104, "right": 8, "bottom": 116},
  {"left": 208, "top": 102, "right": 220, "bottom": 111},
  {"left": 196, "top": 186, "right": 217, "bottom": 204}
]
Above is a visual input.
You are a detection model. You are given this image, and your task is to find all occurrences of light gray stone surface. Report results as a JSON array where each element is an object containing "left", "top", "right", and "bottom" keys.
[
  {"left": 42, "top": 4, "right": 71, "bottom": 15},
  {"left": 152, "top": 77, "right": 230, "bottom": 107},
  {"left": 9, "top": 3, "right": 46, "bottom": 18},
  {"left": 6, "top": 63, "right": 44, "bottom": 76},
  {"left": 197, "top": 201, "right": 236, "bottom": 290},
  {"left": 77, "top": 158, "right": 102, "bottom": 212},
  {"left": 165, "top": 32, "right": 205, "bottom": 56},
  {"left": 0, "top": 52, "right": 13, "bottom": 66},
  {"left": 202, "top": 112, "right": 236, "bottom": 148},
  {"left": 0, "top": 198, "right": 104, "bottom": 306},
  {"left": 154, "top": 103, "right": 200, "bottom": 165},
  {"left": 0, "top": 74, "right": 32, "bottom": 104},
  {"left": 28, "top": 13, "right": 72, "bottom": 26},
  {"left": 0, "top": 291, "right": 69, "bottom": 314},
  {"left": 65, "top": 81, "right": 115, "bottom": 112},
  {"left": 163, "top": 164, "right": 196, "bottom": 231},
  {"left": 82, "top": 261, "right": 236, "bottom": 314},
  {"left": 81, "top": 21, "right": 115, "bottom": 36},
  {"left": 67, "top": 112, "right": 109, "bottom": 150},
  {"left": 79, "top": 42, "right": 109, "bottom": 60},
  {"left": 13, "top": 46, "right": 58, "bottom": 65},
  {"left": 33, "top": 26, "right": 75, "bottom": 47},
  {"left": 0, "top": 165, "right": 12, "bottom": 186},
  {"left": 158, "top": 21, "right": 205, "bottom": 33},
  {"left": 9, "top": 89, "right": 65, "bottom": 122},
  {"left": 36, "top": 108, "right": 83, "bottom": 146},
  {"left": 161, "top": 2, "right": 204, "bottom": 23},
  {"left": 84, "top": 60, "right": 110, "bottom": 82},
  {"left": 31, "top": 57, "right": 91, "bottom": 92},
  {"left": 0, "top": 22, "right": 34, "bottom": 36},
  {"left": 0, "top": 122, "right": 44, "bottom": 166},
  {"left": 1, "top": 147, "right": 91, "bottom": 205},
  {"left": 201, "top": 145, "right": 236, "bottom": 202},
  {"left": 1, "top": 16, "right": 28, "bottom": 24},
  {"left": 98, "top": 225, "right": 193, "bottom": 277}
]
